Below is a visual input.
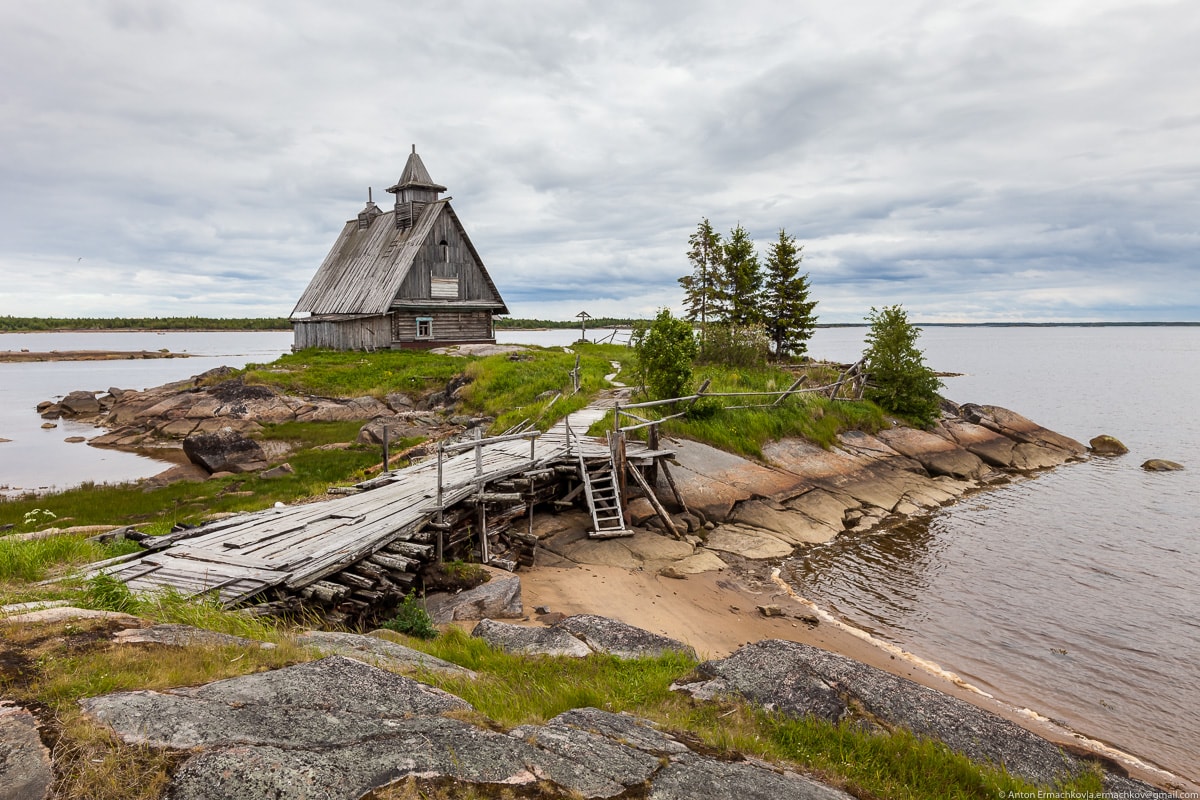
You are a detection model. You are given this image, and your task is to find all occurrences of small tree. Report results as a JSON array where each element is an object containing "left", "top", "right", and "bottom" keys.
[
  {"left": 678, "top": 218, "right": 725, "bottom": 338},
  {"left": 721, "top": 224, "right": 762, "bottom": 328},
  {"left": 861, "top": 305, "right": 942, "bottom": 427},
  {"left": 762, "top": 228, "right": 818, "bottom": 359},
  {"left": 632, "top": 308, "right": 698, "bottom": 400}
]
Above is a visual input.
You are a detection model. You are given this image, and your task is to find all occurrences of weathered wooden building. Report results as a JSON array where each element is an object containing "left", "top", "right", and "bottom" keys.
[{"left": 291, "top": 148, "right": 508, "bottom": 350}]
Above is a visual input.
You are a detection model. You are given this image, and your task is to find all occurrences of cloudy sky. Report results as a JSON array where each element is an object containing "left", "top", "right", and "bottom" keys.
[{"left": 1, "top": 1, "right": 1197, "bottom": 323}]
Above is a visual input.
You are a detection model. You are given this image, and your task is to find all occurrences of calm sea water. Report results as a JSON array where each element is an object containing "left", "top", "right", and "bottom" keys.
[
  {"left": 2, "top": 325, "right": 1196, "bottom": 780},
  {"left": 792, "top": 325, "right": 1200, "bottom": 783},
  {"left": 0, "top": 331, "right": 294, "bottom": 495}
]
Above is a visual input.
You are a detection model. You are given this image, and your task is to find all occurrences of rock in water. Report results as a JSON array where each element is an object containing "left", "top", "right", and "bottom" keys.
[
  {"left": 1141, "top": 459, "right": 1184, "bottom": 471},
  {"left": 1089, "top": 435, "right": 1129, "bottom": 455},
  {"left": 183, "top": 428, "right": 270, "bottom": 474}
]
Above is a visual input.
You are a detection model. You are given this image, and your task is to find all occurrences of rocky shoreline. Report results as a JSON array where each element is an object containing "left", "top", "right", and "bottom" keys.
[{"left": 23, "top": 367, "right": 1192, "bottom": 792}]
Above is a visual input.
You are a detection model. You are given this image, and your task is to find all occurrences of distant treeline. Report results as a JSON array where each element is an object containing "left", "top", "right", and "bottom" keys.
[
  {"left": 494, "top": 317, "right": 641, "bottom": 329},
  {"left": 0, "top": 316, "right": 293, "bottom": 332}
]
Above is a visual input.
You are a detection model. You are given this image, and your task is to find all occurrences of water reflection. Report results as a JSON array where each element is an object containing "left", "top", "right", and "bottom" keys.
[{"left": 786, "top": 515, "right": 945, "bottom": 635}]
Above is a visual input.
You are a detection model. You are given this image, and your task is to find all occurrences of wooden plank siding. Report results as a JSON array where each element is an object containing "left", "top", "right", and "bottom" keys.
[
  {"left": 391, "top": 310, "right": 492, "bottom": 345},
  {"left": 293, "top": 315, "right": 391, "bottom": 351}
]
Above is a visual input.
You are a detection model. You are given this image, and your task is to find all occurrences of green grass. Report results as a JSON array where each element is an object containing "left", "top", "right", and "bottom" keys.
[
  {"left": 603, "top": 361, "right": 886, "bottom": 458},
  {"left": 457, "top": 342, "right": 632, "bottom": 431},
  {"left": 374, "top": 627, "right": 1106, "bottom": 800},
  {"left": 241, "top": 348, "right": 470, "bottom": 398},
  {"left": 0, "top": 535, "right": 142, "bottom": 584}
]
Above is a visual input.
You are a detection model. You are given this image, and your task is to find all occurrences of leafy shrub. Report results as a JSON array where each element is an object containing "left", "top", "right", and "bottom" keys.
[
  {"left": 632, "top": 309, "right": 698, "bottom": 400},
  {"left": 381, "top": 591, "right": 438, "bottom": 640}
]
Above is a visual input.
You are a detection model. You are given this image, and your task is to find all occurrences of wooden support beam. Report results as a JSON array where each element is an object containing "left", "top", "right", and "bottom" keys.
[
  {"left": 658, "top": 459, "right": 689, "bottom": 516},
  {"left": 625, "top": 463, "right": 682, "bottom": 540}
]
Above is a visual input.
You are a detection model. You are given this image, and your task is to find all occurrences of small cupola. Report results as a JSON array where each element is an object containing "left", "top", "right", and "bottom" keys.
[
  {"left": 387, "top": 145, "right": 447, "bottom": 230},
  {"left": 356, "top": 187, "right": 382, "bottom": 230}
]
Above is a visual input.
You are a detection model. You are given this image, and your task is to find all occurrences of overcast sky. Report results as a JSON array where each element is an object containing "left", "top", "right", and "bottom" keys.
[{"left": 1, "top": 1, "right": 1197, "bottom": 323}]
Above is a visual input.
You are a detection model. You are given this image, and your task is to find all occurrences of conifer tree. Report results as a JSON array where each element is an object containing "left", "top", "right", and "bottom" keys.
[
  {"left": 678, "top": 218, "right": 725, "bottom": 335},
  {"left": 722, "top": 224, "right": 762, "bottom": 328},
  {"left": 762, "top": 228, "right": 818, "bottom": 358},
  {"left": 862, "top": 305, "right": 943, "bottom": 427}
]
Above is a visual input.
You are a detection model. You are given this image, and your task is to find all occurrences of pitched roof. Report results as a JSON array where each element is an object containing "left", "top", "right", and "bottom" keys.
[{"left": 290, "top": 201, "right": 507, "bottom": 317}]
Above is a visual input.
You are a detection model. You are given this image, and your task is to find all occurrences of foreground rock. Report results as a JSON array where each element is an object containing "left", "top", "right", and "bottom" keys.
[
  {"left": 424, "top": 565, "right": 523, "bottom": 623},
  {"left": 82, "top": 655, "right": 851, "bottom": 800},
  {"left": 296, "top": 630, "right": 476, "bottom": 676},
  {"left": 0, "top": 702, "right": 53, "bottom": 800},
  {"left": 675, "top": 640, "right": 1171, "bottom": 796},
  {"left": 182, "top": 428, "right": 271, "bottom": 473},
  {"left": 472, "top": 615, "right": 698, "bottom": 660}
]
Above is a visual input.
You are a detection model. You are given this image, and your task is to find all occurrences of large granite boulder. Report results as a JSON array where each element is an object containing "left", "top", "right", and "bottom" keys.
[
  {"left": 555, "top": 614, "right": 697, "bottom": 660},
  {"left": 959, "top": 404, "right": 1086, "bottom": 466},
  {"left": 182, "top": 427, "right": 270, "bottom": 474},
  {"left": 423, "top": 566, "right": 522, "bottom": 623},
  {"left": 81, "top": 656, "right": 853, "bottom": 800},
  {"left": 675, "top": 640, "right": 1165, "bottom": 795}
]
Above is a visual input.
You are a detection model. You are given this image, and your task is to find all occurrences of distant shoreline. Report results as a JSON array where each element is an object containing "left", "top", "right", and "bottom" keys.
[
  {"left": 0, "top": 350, "right": 191, "bottom": 362},
  {"left": 0, "top": 320, "right": 1195, "bottom": 334}
]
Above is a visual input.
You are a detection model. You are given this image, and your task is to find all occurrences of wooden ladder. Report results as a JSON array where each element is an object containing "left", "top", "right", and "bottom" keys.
[{"left": 567, "top": 422, "right": 632, "bottom": 539}]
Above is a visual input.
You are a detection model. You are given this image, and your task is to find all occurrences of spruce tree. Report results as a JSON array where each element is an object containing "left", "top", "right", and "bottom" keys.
[
  {"left": 762, "top": 228, "right": 818, "bottom": 359},
  {"left": 722, "top": 224, "right": 762, "bottom": 328},
  {"left": 861, "top": 305, "right": 943, "bottom": 427},
  {"left": 678, "top": 218, "right": 725, "bottom": 335}
]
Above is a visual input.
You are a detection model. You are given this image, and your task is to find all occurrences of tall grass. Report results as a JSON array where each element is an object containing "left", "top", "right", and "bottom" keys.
[{"left": 0, "top": 535, "right": 141, "bottom": 584}]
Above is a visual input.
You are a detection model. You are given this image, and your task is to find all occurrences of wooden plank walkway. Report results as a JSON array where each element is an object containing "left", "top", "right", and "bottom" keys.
[{"left": 90, "top": 396, "right": 663, "bottom": 606}]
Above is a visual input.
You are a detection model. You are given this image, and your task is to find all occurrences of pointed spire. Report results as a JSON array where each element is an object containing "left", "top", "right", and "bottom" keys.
[{"left": 387, "top": 145, "right": 447, "bottom": 195}]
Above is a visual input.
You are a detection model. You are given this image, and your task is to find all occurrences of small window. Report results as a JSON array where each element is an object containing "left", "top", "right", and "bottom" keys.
[{"left": 416, "top": 317, "right": 433, "bottom": 339}]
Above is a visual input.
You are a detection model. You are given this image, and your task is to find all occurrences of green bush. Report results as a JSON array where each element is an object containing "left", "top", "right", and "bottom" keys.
[
  {"left": 381, "top": 591, "right": 439, "bottom": 640},
  {"left": 632, "top": 309, "right": 698, "bottom": 400}
]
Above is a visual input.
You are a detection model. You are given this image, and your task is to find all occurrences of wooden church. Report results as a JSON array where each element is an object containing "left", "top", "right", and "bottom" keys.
[{"left": 290, "top": 148, "right": 508, "bottom": 350}]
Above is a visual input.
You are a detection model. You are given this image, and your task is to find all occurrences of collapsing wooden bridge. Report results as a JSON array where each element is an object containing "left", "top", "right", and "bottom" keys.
[{"left": 84, "top": 398, "right": 680, "bottom": 626}]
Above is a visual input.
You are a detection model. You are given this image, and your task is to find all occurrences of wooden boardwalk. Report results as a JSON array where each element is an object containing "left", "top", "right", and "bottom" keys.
[{"left": 88, "top": 397, "right": 661, "bottom": 607}]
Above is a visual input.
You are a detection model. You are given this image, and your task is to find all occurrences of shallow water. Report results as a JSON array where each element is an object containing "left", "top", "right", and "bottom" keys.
[
  {"left": 791, "top": 325, "right": 1200, "bottom": 781},
  {"left": 0, "top": 331, "right": 293, "bottom": 495}
]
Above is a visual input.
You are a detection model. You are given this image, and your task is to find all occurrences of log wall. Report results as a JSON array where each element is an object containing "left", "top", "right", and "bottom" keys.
[{"left": 292, "top": 315, "right": 392, "bottom": 351}]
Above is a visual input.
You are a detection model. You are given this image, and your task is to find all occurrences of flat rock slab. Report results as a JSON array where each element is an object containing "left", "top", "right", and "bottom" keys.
[
  {"left": 0, "top": 702, "right": 54, "bottom": 800},
  {"left": 704, "top": 523, "right": 795, "bottom": 559},
  {"left": 677, "top": 640, "right": 1167, "bottom": 794},
  {"left": 472, "top": 618, "right": 593, "bottom": 657},
  {"left": 555, "top": 614, "right": 698, "bottom": 661},
  {"left": 297, "top": 630, "right": 476, "bottom": 677},
  {"left": 0, "top": 606, "right": 143, "bottom": 625},
  {"left": 114, "top": 623, "right": 276, "bottom": 650},
  {"left": 83, "top": 655, "right": 853, "bottom": 800}
]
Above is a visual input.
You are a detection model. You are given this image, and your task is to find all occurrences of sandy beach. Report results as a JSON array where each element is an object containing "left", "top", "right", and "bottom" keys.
[{"left": 512, "top": 557, "right": 1195, "bottom": 793}]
